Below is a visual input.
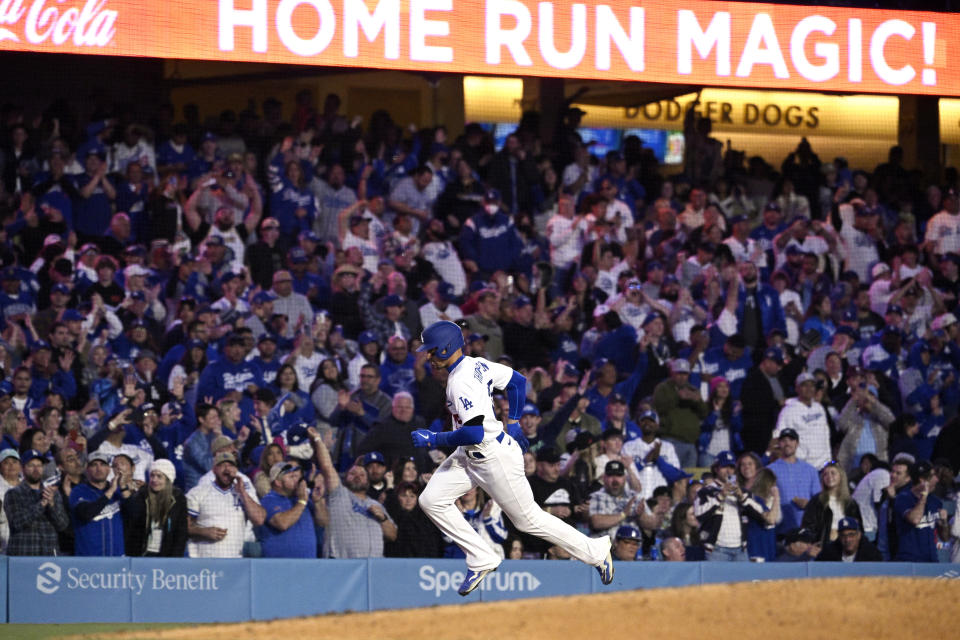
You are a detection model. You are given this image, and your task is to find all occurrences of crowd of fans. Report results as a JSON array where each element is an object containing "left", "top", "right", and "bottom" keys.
[{"left": 0, "top": 88, "right": 958, "bottom": 565}]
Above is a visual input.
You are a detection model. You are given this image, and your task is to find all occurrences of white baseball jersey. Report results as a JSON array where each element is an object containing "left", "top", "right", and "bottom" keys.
[
  {"left": 186, "top": 480, "right": 261, "bottom": 558},
  {"left": 420, "top": 353, "right": 611, "bottom": 573},
  {"left": 445, "top": 356, "right": 514, "bottom": 446}
]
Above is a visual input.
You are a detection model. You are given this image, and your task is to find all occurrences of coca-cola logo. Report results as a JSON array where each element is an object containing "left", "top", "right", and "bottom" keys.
[{"left": 0, "top": 0, "right": 116, "bottom": 46}]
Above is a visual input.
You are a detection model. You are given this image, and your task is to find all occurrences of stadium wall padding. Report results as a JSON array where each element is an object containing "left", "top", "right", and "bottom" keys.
[{"left": 3, "top": 556, "right": 959, "bottom": 623}]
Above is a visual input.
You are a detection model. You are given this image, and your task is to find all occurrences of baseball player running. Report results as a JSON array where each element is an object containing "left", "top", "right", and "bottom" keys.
[{"left": 412, "top": 320, "right": 614, "bottom": 595}]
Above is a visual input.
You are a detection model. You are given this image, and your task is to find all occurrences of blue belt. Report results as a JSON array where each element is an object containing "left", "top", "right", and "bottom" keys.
[{"left": 467, "top": 432, "right": 506, "bottom": 459}]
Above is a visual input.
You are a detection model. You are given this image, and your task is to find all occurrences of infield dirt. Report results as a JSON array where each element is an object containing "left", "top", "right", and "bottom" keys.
[{"left": 87, "top": 576, "right": 957, "bottom": 640}]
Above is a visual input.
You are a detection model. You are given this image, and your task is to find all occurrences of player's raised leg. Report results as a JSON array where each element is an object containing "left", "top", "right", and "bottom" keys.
[
  {"left": 472, "top": 439, "right": 613, "bottom": 582},
  {"left": 419, "top": 452, "right": 502, "bottom": 578}
]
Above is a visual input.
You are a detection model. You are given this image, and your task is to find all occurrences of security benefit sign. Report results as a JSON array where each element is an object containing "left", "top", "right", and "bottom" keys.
[
  {"left": 8, "top": 557, "right": 250, "bottom": 623},
  {"left": 0, "top": 0, "right": 956, "bottom": 96}
]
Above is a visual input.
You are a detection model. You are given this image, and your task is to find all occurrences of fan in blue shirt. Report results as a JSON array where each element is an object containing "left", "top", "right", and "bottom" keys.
[
  {"left": 259, "top": 461, "right": 325, "bottom": 558},
  {"left": 893, "top": 461, "right": 948, "bottom": 563}
]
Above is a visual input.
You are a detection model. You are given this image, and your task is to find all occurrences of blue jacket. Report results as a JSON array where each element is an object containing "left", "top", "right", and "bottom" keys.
[
  {"left": 732, "top": 283, "right": 786, "bottom": 338},
  {"left": 267, "top": 154, "right": 316, "bottom": 235},
  {"left": 697, "top": 403, "right": 744, "bottom": 454},
  {"left": 594, "top": 325, "right": 639, "bottom": 373},
  {"left": 584, "top": 352, "right": 648, "bottom": 421},
  {"left": 802, "top": 316, "right": 836, "bottom": 345},
  {"left": 700, "top": 346, "right": 753, "bottom": 399},
  {"left": 459, "top": 211, "right": 522, "bottom": 274},
  {"left": 183, "top": 430, "right": 216, "bottom": 492},
  {"left": 379, "top": 355, "right": 417, "bottom": 400},
  {"left": 70, "top": 481, "right": 125, "bottom": 557},
  {"left": 600, "top": 418, "right": 642, "bottom": 442},
  {"left": 197, "top": 358, "right": 263, "bottom": 403}
]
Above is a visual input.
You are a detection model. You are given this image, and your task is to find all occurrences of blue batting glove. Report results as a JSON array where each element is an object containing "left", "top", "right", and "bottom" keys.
[
  {"left": 411, "top": 429, "right": 437, "bottom": 448},
  {"left": 506, "top": 422, "right": 530, "bottom": 453}
]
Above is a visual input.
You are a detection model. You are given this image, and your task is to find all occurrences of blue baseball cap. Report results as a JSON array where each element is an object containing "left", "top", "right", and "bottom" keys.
[
  {"left": 638, "top": 409, "right": 659, "bottom": 423},
  {"left": 467, "top": 333, "right": 488, "bottom": 344},
  {"left": 841, "top": 308, "right": 858, "bottom": 322},
  {"left": 886, "top": 304, "right": 903, "bottom": 316},
  {"left": 253, "top": 291, "right": 277, "bottom": 305},
  {"left": 512, "top": 295, "right": 532, "bottom": 309},
  {"left": 837, "top": 517, "right": 860, "bottom": 532},
  {"left": 521, "top": 403, "right": 540, "bottom": 417},
  {"left": 729, "top": 214, "right": 749, "bottom": 225},
  {"left": 363, "top": 451, "right": 386, "bottom": 466},
  {"left": 201, "top": 131, "right": 218, "bottom": 142},
  {"left": 61, "top": 309, "right": 84, "bottom": 322},
  {"left": 563, "top": 364, "right": 581, "bottom": 378},
  {"left": 52, "top": 283, "right": 71, "bottom": 295},
  {"left": 298, "top": 230, "right": 321, "bottom": 243},
  {"left": 608, "top": 392, "right": 627, "bottom": 405},
  {"left": 836, "top": 326, "right": 858, "bottom": 339},
  {"left": 615, "top": 525, "right": 641, "bottom": 541},
  {"left": 358, "top": 330, "right": 379, "bottom": 346},
  {"left": 382, "top": 294, "right": 403, "bottom": 308},
  {"left": 715, "top": 450, "right": 737, "bottom": 468},
  {"left": 288, "top": 247, "right": 308, "bottom": 264},
  {"left": 762, "top": 347, "right": 784, "bottom": 365},
  {"left": 21, "top": 449, "right": 46, "bottom": 465},
  {"left": 483, "top": 188, "right": 501, "bottom": 203},
  {"left": 437, "top": 281, "right": 456, "bottom": 300}
]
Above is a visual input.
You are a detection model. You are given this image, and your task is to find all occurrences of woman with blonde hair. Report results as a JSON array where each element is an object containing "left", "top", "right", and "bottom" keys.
[
  {"left": 0, "top": 409, "right": 28, "bottom": 451},
  {"left": 802, "top": 460, "right": 862, "bottom": 546},
  {"left": 122, "top": 459, "right": 187, "bottom": 557},
  {"left": 745, "top": 467, "right": 780, "bottom": 561}
]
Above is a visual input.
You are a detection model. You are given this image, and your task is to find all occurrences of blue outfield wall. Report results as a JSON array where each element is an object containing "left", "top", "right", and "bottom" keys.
[{"left": 3, "top": 557, "right": 959, "bottom": 624}]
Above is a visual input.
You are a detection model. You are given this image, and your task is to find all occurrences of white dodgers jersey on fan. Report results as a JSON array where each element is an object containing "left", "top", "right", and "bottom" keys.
[{"left": 445, "top": 356, "right": 515, "bottom": 441}]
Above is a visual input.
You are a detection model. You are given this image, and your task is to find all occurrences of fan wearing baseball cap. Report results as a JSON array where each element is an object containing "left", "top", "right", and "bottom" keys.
[
  {"left": 771, "top": 372, "right": 832, "bottom": 469},
  {"left": 694, "top": 450, "right": 767, "bottom": 561},
  {"left": 186, "top": 451, "right": 266, "bottom": 558},
  {"left": 587, "top": 459, "right": 642, "bottom": 541},
  {"left": 814, "top": 516, "right": 882, "bottom": 562},
  {"left": 768, "top": 428, "right": 821, "bottom": 536},
  {"left": 70, "top": 451, "right": 125, "bottom": 556},
  {"left": 3, "top": 449, "right": 69, "bottom": 555}
]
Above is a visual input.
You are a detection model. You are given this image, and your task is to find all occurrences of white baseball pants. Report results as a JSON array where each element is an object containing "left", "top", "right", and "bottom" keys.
[{"left": 419, "top": 433, "right": 611, "bottom": 572}]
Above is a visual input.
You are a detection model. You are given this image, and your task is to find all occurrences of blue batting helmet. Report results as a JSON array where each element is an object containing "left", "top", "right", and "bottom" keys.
[{"left": 417, "top": 320, "right": 465, "bottom": 360}]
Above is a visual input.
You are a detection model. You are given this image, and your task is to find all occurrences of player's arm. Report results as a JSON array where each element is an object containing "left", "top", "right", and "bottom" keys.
[
  {"left": 488, "top": 360, "right": 531, "bottom": 449},
  {"left": 412, "top": 378, "right": 485, "bottom": 448},
  {"left": 488, "top": 361, "right": 526, "bottom": 422}
]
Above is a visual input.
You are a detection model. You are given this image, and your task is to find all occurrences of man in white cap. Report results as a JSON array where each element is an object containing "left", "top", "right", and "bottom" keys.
[
  {"left": 868, "top": 262, "right": 894, "bottom": 316},
  {"left": 772, "top": 372, "right": 831, "bottom": 469}
]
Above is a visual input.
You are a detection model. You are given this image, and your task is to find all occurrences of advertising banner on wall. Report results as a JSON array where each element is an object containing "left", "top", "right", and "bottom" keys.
[{"left": 0, "top": 1, "right": 955, "bottom": 96}]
